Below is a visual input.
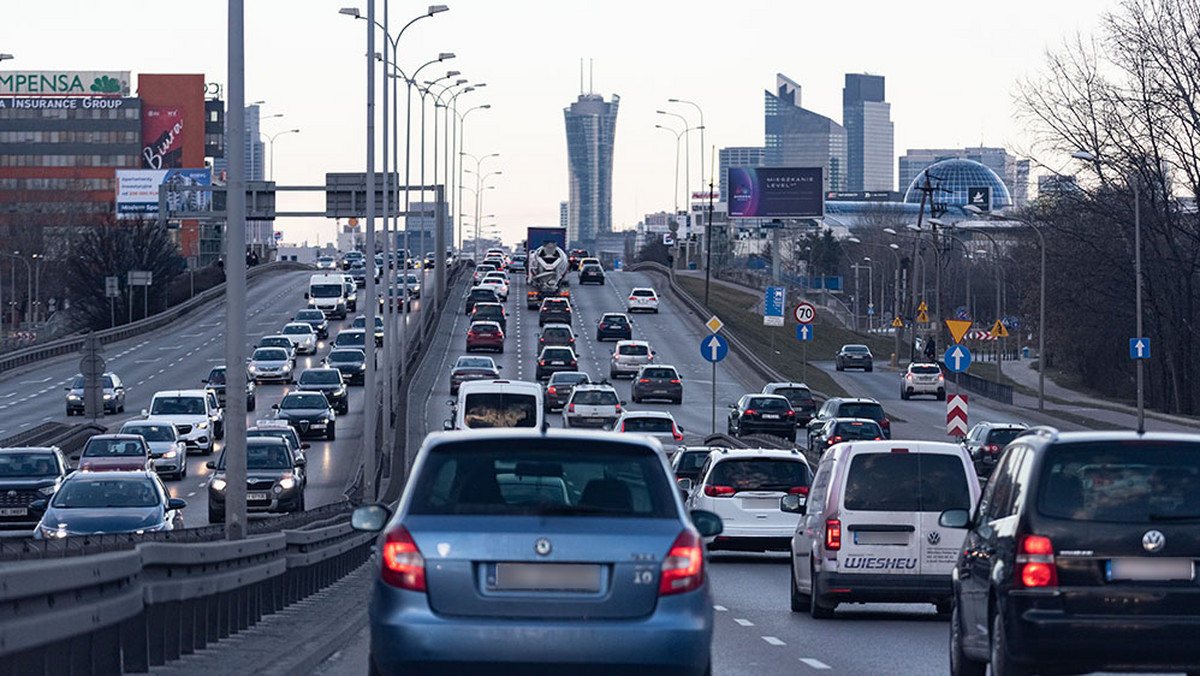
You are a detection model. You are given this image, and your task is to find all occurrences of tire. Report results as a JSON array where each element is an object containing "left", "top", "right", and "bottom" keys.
[
  {"left": 865, "top": 366, "right": 874, "bottom": 372},
  {"left": 600, "top": 279, "right": 605, "bottom": 285},
  {"left": 327, "top": 423, "right": 336, "bottom": 440},
  {"left": 789, "top": 557, "right": 809, "bottom": 612},
  {"left": 836, "top": 363, "right": 844, "bottom": 372},
  {"left": 938, "top": 389, "right": 946, "bottom": 401},
  {"left": 809, "top": 565, "right": 835, "bottom": 619},
  {"left": 901, "top": 390, "right": 910, "bottom": 400},
  {"left": 296, "top": 491, "right": 306, "bottom": 512},
  {"left": 787, "top": 431, "right": 797, "bottom": 443},
  {"left": 215, "top": 421, "right": 224, "bottom": 441},
  {"left": 208, "top": 507, "right": 223, "bottom": 524},
  {"left": 675, "top": 396, "right": 683, "bottom": 405},
  {"left": 179, "top": 462, "right": 187, "bottom": 480},
  {"left": 203, "top": 443, "right": 214, "bottom": 456},
  {"left": 950, "top": 602, "right": 986, "bottom": 676},
  {"left": 936, "top": 598, "right": 954, "bottom": 616},
  {"left": 990, "top": 612, "right": 1031, "bottom": 676},
  {"left": 632, "top": 395, "right": 640, "bottom": 403}
]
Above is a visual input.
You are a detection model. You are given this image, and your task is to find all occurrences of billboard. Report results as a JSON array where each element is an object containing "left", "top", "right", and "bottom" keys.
[
  {"left": 0, "top": 70, "right": 130, "bottom": 97},
  {"left": 137, "top": 74, "right": 204, "bottom": 170},
  {"left": 727, "top": 167, "right": 823, "bottom": 219},
  {"left": 116, "top": 169, "right": 212, "bottom": 219},
  {"left": 142, "top": 104, "right": 186, "bottom": 169}
]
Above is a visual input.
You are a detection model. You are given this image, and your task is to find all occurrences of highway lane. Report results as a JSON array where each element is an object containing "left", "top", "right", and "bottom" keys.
[{"left": 0, "top": 267, "right": 431, "bottom": 531}]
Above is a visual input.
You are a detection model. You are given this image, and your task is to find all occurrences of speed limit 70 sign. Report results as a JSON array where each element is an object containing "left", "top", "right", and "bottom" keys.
[{"left": 794, "top": 302, "right": 816, "bottom": 324}]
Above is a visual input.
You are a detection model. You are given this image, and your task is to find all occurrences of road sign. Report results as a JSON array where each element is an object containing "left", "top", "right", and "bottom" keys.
[
  {"left": 705, "top": 316, "right": 723, "bottom": 333},
  {"left": 127, "top": 270, "right": 152, "bottom": 287},
  {"left": 793, "top": 302, "right": 816, "bottom": 325},
  {"left": 1130, "top": 338, "right": 1151, "bottom": 360},
  {"left": 764, "top": 286, "right": 786, "bottom": 318},
  {"left": 663, "top": 233, "right": 674, "bottom": 246},
  {"left": 967, "top": 186, "right": 992, "bottom": 212},
  {"left": 947, "top": 394, "right": 969, "bottom": 436},
  {"left": 989, "top": 320, "right": 1009, "bottom": 338},
  {"left": 891, "top": 316, "right": 904, "bottom": 328},
  {"left": 917, "top": 301, "right": 928, "bottom": 312},
  {"left": 796, "top": 324, "right": 814, "bottom": 342},
  {"left": 917, "top": 310, "right": 929, "bottom": 323},
  {"left": 105, "top": 276, "right": 120, "bottom": 298},
  {"left": 945, "top": 319, "right": 972, "bottom": 344},
  {"left": 700, "top": 334, "right": 728, "bottom": 363},
  {"left": 868, "top": 305, "right": 875, "bottom": 316},
  {"left": 944, "top": 345, "right": 973, "bottom": 373}
]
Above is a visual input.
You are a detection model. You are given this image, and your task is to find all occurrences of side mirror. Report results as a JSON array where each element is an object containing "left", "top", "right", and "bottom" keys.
[
  {"left": 351, "top": 503, "right": 392, "bottom": 532},
  {"left": 301, "top": 443, "right": 311, "bottom": 450},
  {"left": 780, "top": 493, "right": 807, "bottom": 514},
  {"left": 497, "top": 365, "right": 503, "bottom": 370},
  {"left": 728, "top": 403, "right": 737, "bottom": 409},
  {"left": 205, "top": 461, "right": 217, "bottom": 470},
  {"left": 167, "top": 498, "right": 187, "bottom": 511},
  {"left": 620, "top": 400, "right": 627, "bottom": 406},
  {"left": 677, "top": 426, "right": 685, "bottom": 433},
  {"left": 443, "top": 419, "right": 454, "bottom": 431},
  {"left": 676, "top": 477, "right": 694, "bottom": 493},
  {"left": 271, "top": 404, "right": 280, "bottom": 410},
  {"left": 806, "top": 420, "right": 823, "bottom": 430},
  {"left": 140, "top": 408, "right": 148, "bottom": 418},
  {"left": 303, "top": 292, "right": 309, "bottom": 299},
  {"left": 295, "top": 457, "right": 307, "bottom": 467},
  {"left": 63, "top": 386, "right": 70, "bottom": 391},
  {"left": 28, "top": 499, "right": 48, "bottom": 513},
  {"left": 939, "top": 508, "right": 972, "bottom": 529},
  {"left": 689, "top": 509, "right": 723, "bottom": 538}
]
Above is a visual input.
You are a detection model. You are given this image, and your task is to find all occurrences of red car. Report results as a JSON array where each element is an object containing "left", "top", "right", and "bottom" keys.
[
  {"left": 77, "top": 434, "right": 153, "bottom": 472},
  {"left": 466, "top": 321, "right": 505, "bottom": 353}
]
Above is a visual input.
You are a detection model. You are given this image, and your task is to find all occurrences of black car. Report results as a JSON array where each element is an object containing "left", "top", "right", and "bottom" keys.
[
  {"left": 962, "top": 421, "right": 1029, "bottom": 479},
  {"left": 333, "top": 328, "right": 368, "bottom": 350},
  {"left": 537, "top": 323, "right": 576, "bottom": 350},
  {"left": 543, "top": 371, "right": 590, "bottom": 411},
  {"left": 64, "top": 372, "right": 126, "bottom": 415},
  {"left": 349, "top": 262, "right": 368, "bottom": 287},
  {"left": 325, "top": 348, "right": 367, "bottom": 385},
  {"left": 32, "top": 470, "right": 184, "bottom": 539},
  {"left": 470, "top": 302, "right": 507, "bottom": 332},
  {"left": 293, "top": 308, "right": 329, "bottom": 338},
  {"left": 670, "top": 447, "right": 714, "bottom": 484},
  {"left": 206, "top": 437, "right": 306, "bottom": 523},
  {"left": 835, "top": 344, "right": 874, "bottom": 371},
  {"left": 809, "top": 417, "right": 885, "bottom": 454},
  {"left": 202, "top": 365, "right": 257, "bottom": 412},
  {"left": 449, "top": 356, "right": 502, "bottom": 395},
  {"left": 596, "top": 312, "right": 632, "bottom": 341},
  {"left": 942, "top": 430, "right": 1200, "bottom": 676},
  {"left": 727, "top": 394, "right": 797, "bottom": 441},
  {"left": 535, "top": 346, "right": 579, "bottom": 380},
  {"left": 539, "top": 298, "right": 572, "bottom": 326},
  {"left": 297, "top": 368, "right": 350, "bottom": 414},
  {"left": 273, "top": 391, "right": 337, "bottom": 440},
  {"left": 762, "top": 382, "right": 817, "bottom": 425},
  {"left": 0, "top": 446, "right": 68, "bottom": 529},
  {"left": 464, "top": 287, "right": 500, "bottom": 315},
  {"left": 808, "top": 397, "right": 891, "bottom": 441},
  {"left": 631, "top": 365, "right": 683, "bottom": 404},
  {"left": 578, "top": 263, "right": 605, "bottom": 285},
  {"left": 567, "top": 248, "right": 590, "bottom": 270}
]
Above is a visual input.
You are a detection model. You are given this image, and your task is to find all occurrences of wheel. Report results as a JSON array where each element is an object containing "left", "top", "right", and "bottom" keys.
[
  {"left": 214, "top": 422, "right": 224, "bottom": 441},
  {"left": 789, "top": 558, "right": 809, "bottom": 612},
  {"left": 327, "top": 423, "right": 336, "bottom": 440},
  {"left": 340, "top": 404, "right": 349, "bottom": 415},
  {"left": 203, "top": 443, "right": 214, "bottom": 456},
  {"left": 180, "top": 462, "right": 187, "bottom": 480},
  {"left": 938, "top": 389, "right": 946, "bottom": 401},
  {"left": 497, "top": 347, "right": 504, "bottom": 354},
  {"left": 248, "top": 397, "right": 256, "bottom": 412},
  {"left": 675, "top": 396, "right": 683, "bottom": 405},
  {"left": 296, "top": 491, "right": 306, "bottom": 512},
  {"left": 901, "top": 390, "right": 910, "bottom": 400},
  {"left": 610, "top": 371, "right": 618, "bottom": 380},
  {"left": 810, "top": 565, "right": 835, "bottom": 619},
  {"left": 949, "top": 602, "right": 986, "bottom": 676},
  {"left": 935, "top": 598, "right": 953, "bottom": 616},
  {"left": 208, "top": 507, "right": 223, "bottom": 524},
  {"left": 600, "top": 279, "right": 605, "bottom": 285},
  {"left": 653, "top": 308, "right": 659, "bottom": 313},
  {"left": 787, "top": 431, "right": 797, "bottom": 443},
  {"left": 632, "top": 395, "right": 640, "bottom": 403},
  {"left": 836, "top": 363, "right": 844, "bottom": 371},
  {"left": 727, "top": 422, "right": 735, "bottom": 435},
  {"left": 990, "top": 612, "right": 1031, "bottom": 676},
  {"left": 66, "top": 407, "right": 72, "bottom": 416}
]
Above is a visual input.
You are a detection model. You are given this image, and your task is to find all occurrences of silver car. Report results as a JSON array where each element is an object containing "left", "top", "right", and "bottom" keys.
[
  {"left": 248, "top": 346, "right": 294, "bottom": 383},
  {"left": 280, "top": 322, "right": 318, "bottom": 355},
  {"left": 257, "top": 335, "right": 297, "bottom": 363},
  {"left": 119, "top": 421, "right": 187, "bottom": 480},
  {"left": 561, "top": 383, "right": 623, "bottom": 429},
  {"left": 609, "top": 340, "right": 655, "bottom": 379}
]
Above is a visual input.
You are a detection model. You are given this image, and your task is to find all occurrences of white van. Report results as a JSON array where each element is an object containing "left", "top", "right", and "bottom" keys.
[
  {"left": 783, "top": 440, "right": 980, "bottom": 618},
  {"left": 306, "top": 273, "right": 348, "bottom": 319},
  {"left": 444, "top": 380, "right": 544, "bottom": 431}
]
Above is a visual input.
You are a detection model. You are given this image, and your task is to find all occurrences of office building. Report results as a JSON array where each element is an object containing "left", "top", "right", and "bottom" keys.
[
  {"left": 406, "top": 200, "right": 453, "bottom": 256},
  {"left": 212, "top": 103, "right": 264, "bottom": 182},
  {"left": 718, "top": 146, "right": 764, "bottom": 202},
  {"left": 764, "top": 74, "right": 846, "bottom": 192},
  {"left": 902, "top": 158, "right": 1012, "bottom": 210},
  {"left": 564, "top": 92, "right": 619, "bottom": 249},
  {"left": 559, "top": 201, "right": 568, "bottom": 229},
  {"left": 899, "top": 146, "right": 1029, "bottom": 206},
  {"left": 842, "top": 74, "right": 893, "bottom": 192},
  {"left": 1037, "top": 174, "right": 1079, "bottom": 197}
]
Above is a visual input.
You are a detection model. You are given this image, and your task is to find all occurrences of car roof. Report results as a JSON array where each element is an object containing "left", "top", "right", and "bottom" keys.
[
  {"left": 601, "top": 312, "right": 628, "bottom": 318},
  {"left": 87, "top": 434, "right": 143, "bottom": 440},
  {"left": 630, "top": 287, "right": 656, "bottom": 292},
  {"left": 618, "top": 410, "right": 675, "bottom": 420},
  {"left": 615, "top": 339, "right": 650, "bottom": 346},
  {"left": 283, "top": 322, "right": 312, "bottom": 329},
  {"left": 764, "top": 382, "right": 810, "bottom": 389},
  {"left": 301, "top": 367, "right": 340, "bottom": 374},
  {"left": 547, "top": 371, "right": 587, "bottom": 380},
  {"left": 637, "top": 364, "right": 677, "bottom": 372},
  {"left": 571, "top": 383, "right": 617, "bottom": 392},
  {"left": 710, "top": 447, "right": 810, "bottom": 464},
  {"left": 539, "top": 345, "right": 576, "bottom": 354},
  {"left": 0, "top": 446, "right": 60, "bottom": 453},
  {"left": 748, "top": 393, "right": 791, "bottom": 402},
  {"left": 470, "top": 320, "right": 501, "bottom": 327},
  {"left": 542, "top": 323, "right": 573, "bottom": 330},
  {"left": 64, "top": 470, "right": 157, "bottom": 482},
  {"left": 245, "top": 436, "right": 289, "bottom": 446},
  {"left": 328, "top": 348, "right": 365, "bottom": 355},
  {"left": 419, "top": 428, "right": 662, "bottom": 454},
  {"left": 829, "top": 417, "right": 883, "bottom": 426},
  {"left": 832, "top": 439, "right": 967, "bottom": 458},
  {"left": 458, "top": 379, "right": 542, "bottom": 396},
  {"left": 829, "top": 397, "right": 881, "bottom": 405},
  {"left": 153, "top": 389, "right": 208, "bottom": 397}
]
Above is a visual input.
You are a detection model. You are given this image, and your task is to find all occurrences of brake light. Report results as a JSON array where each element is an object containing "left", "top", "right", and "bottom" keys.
[
  {"left": 906, "top": 374, "right": 913, "bottom": 381},
  {"left": 467, "top": 331, "right": 476, "bottom": 338},
  {"left": 880, "top": 418, "right": 891, "bottom": 431},
  {"left": 1016, "top": 535, "right": 1057, "bottom": 588},
  {"left": 638, "top": 379, "right": 650, "bottom": 383},
  {"left": 615, "top": 403, "right": 622, "bottom": 413},
  {"left": 381, "top": 526, "right": 426, "bottom": 591},
  {"left": 829, "top": 436, "right": 843, "bottom": 445},
  {"left": 704, "top": 485, "right": 735, "bottom": 497},
  {"left": 568, "top": 403, "right": 575, "bottom": 413},
  {"left": 673, "top": 427, "right": 683, "bottom": 441},
  {"left": 825, "top": 519, "right": 841, "bottom": 550},
  {"left": 670, "top": 379, "right": 681, "bottom": 384},
  {"left": 788, "top": 486, "right": 809, "bottom": 495},
  {"left": 497, "top": 331, "right": 504, "bottom": 339},
  {"left": 744, "top": 409, "right": 757, "bottom": 416},
  {"left": 659, "top": 530, "right": 704, "bottom": 596},
  {"left": 539, "top": 360, "right": 545, "bottom": 366},
  {"left": 548, "top": 386, "right": 557, "bottom": 394},
  {"left": 786, "top": 410, "right": 795, "bottom": 417}
]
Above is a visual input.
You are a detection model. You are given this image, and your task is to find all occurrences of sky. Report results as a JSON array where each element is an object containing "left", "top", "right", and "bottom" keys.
[{"left": 1, "top": 0, "right": 1119, "bottom": 247}]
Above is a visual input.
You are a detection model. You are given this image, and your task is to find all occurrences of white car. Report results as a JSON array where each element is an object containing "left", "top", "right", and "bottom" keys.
[
  {"left": 611, "top": 410, "right": 684, "bottom": 449},
  {"left": 315, "top": 256, "right": 337, "bottom": 270},
  {"left": 686, "top": 448, "right": 812, "bottom": 552},
  {"left": 280, "top": 322, "right": 318, "bottom": 355},
  {"left": 627, "top": 287, "right": 660, "bottom": 313},
  {"left": 900, "top": 362, "right": 946, "bottom": 400},
  {"left": 248, "top": 346, "right": 294, "bottom": 383},
  {"left": 561, "top": 383, "right": 623, "bottom": 429},
  {"left": 473, "top": 264, "right": 498, "bottom": 285},
  {"left": 143, "top": 389, "right": 222, "bottom": 454},
  {"left": 610, "top": 340, "right": 655, "bottom": 379},
  {"left": 257, "top": 335, "right": 297, "bottom": 363},
  {"left": 479, "top": 275, "right": 509, "bottom": 301}
]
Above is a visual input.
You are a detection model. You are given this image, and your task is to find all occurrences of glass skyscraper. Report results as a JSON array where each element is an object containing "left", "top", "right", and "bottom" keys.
[
  {"left": 764, "top": 74, "right": 846, "bottom": 192},
  {"left": 842, "top": 74, "right": 894, "bottom": 192},
  {"left": 563, "top": 93, "right": 619, "bottom": 248}
]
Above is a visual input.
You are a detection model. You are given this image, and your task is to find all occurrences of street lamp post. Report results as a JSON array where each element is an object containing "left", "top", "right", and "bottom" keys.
[
  {"left": 654, "top": 124, "right": 683, "bottom": 213},
  {"left": 460, "top": 152, "right": 498, "bottom": 259},
  {"left": 668, "top": 98, "right": 706, "bottom": 265},
  {"left": 456, "top": 106, "right": 492, "bottom": 251},
  {"left": 261, "top": 129, "right": 300, "bottom": 181}
]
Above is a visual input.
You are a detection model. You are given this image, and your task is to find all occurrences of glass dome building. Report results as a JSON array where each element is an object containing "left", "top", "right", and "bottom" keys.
[{"left": 903, "top": 158, "right": 1012, "bottom": 210}]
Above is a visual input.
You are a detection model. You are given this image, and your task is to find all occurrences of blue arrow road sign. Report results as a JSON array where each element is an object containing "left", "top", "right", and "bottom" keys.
[
  {"left": 1130, "top": 338, "right": 1150, "bottom": 360},
  {"left": 796, "top": 324, "right": 814, "bottom": 342},
  {"left": 944, "top": 345, "right": 973, "bottom": 373},
  {"left": 764, "top": 286, "right": 786, "bottom": 318},
  {"left": 700, "top": 334, "right": 729, "bottom": 363}
]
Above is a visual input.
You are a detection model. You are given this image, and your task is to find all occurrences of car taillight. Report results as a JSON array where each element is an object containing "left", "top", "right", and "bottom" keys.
[
  {"left": 905, "top": 374, "right": 913, "bottom": 381},
  {"left": 539, "top": 360, "right": 545, "bottom": 366},
  {"left": 829, "top": 435, "right": 843, "bottom": 445},
  {"left": 825, "top": 519, "right": 842, "bottom": 550},
  {"left": 987, "top": 444, "right": 999, "bottom": 453},
  {"left": 880, "top": 418, "right": 891, "bottom": 431},
  {"left": 786, "top": 410, "right": 795, "bottom": 417},
  {"left": 629, "top": 296, "right": 636, "bottom": 301},
  {"left": 673, "top": 428, "right": 683, "bottom": 441},
  {"left": 670, "top": 379, "right": 681, "bottom": 384},
  {"left": 744, "top": 409, "right": 757, "bottom": 416},
  {"left": 497, "top": 332, "right": 504, "bottom": 339},
  {"left": 568, "top": 403, "right": 575, "bottom": 412},
  {"left": 548, "top": 386, "right": 557, "bottom": 394},
  {"left": 381, "top": 526, "right": 426, "bottom": 592},
  {"left": 788, "top": 486, "right": 809, "bottom": 495},
  {"left": 1016, "top": 535, "right": 1057, "bottom": 588},
  {"left": 638, "top": 379, "right": 650, "bottom": 383},
  {"left": 659, "top": 530, "right": 704, "bottom": 596},
  {"left": 704, "top": 485, "right": 735, "bottom": 497},
  {"left": 938, "top": 375, "right": 945, "bottom": 382},
  {"left": 467, "top": 331, "right": 476, "bottom": 337},
  {"left": 615, "top": 403, "right": 622, "bottom": 412}
]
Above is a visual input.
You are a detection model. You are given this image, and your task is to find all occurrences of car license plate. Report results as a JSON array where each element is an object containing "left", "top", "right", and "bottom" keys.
[
  {"left": 247, "top": 492, "right": 270, "bottom": 501},
  {"left": 493, "top": 563, "right": 601, "bottom": 592},
  {"left": 1108, "top": 558, "right": 1195, "bottom": 581},
  {"left": 0, "top": 507, "right": 27, "bottom": 516},
  {"left": 585, "top": 418, "right": 604, "bottom": 424},
  {"left": 762, "top": 414, "right": 781, "bottom": 420},
  {"left": 653, "top": 389, "right": 668, "bottom": 394},
  {"left": 551, "top": 361, "right": 564, "bottom": 365}
]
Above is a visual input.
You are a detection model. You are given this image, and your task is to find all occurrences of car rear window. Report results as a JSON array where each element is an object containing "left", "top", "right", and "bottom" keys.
[
  {"left": 838, "top": 402, "right": 885, "bottom": 421},
  {"left": 408, "top": 441, "right": 674, "bottom": 517},
  {"left": 631, "top": 289, "right": 655, "bottom": 297},
  {"left": 462, "top": 393, "right": 538, "bottom": 429},
  {"left": 603, "top": 315, "right": 628, "bottom": 324},
  {"left": 641, "top": 368, "right": 677, "bottom": 379},
  {"left": 84, "top": 438, "right": 144, "bottom": 457},
  {"left": 623, "top": 418, "right": 672, "bottom": 433},
  {"left": 572, "top": 390, "right": 618, "bottom": 405},
  {"left": 842, "top": 345, "right": 870, "bottom": 354},
  {"left": 0, "top": 452, "right": 59, "bottom": 477},
  {"left": 911, "top": 365, "right": 941, "bottom": 374},
  {"left": 544, "top": 329, "right": 571, "bottom": 339},
  {"left": 677, "top": 452, "right": 710, "bottom": 472},
  {"left": 1037, "top": 441, "right": 1200, "bottom": 523},
  {"left": 985, "top": 428, "right": 1025, "bottom": 446},
  {"left": 843, "top": 453, "right": 971, "bottom": 512},
  {"left": 773, "top": 388, "right": 813, "bottom": 406},
  {"left": 833, "top": 421, "right": 883, "bottom": 439},
  {"left": 710, "top": 458, "right": 811, "bottom": 492},
  {"left": 550, "top": 373, "right": 589, "bottom": 385},
  {"left": 619, "top": 344, "right": 649, "bottom": 356},
  {"left": 749, "top": 397, "right": 791, "bottom": 411}
]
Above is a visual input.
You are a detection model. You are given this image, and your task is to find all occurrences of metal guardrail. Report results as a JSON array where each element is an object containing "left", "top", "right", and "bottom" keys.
[
  {"left": 946, "top": 370, "right": 1014, "bottom": 405},
  {"left": 0, "top": 261, "right": 313, "bottom": 377}
]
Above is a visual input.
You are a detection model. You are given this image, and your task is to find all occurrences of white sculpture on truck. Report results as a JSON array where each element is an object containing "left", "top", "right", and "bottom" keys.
[{"left": 529, "top": 239, "right": 568, "bottom": 293}]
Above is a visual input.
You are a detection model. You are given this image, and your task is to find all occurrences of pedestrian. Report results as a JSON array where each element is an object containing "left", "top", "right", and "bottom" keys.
[{"left": 924, "top": 336, "right": 936, "bottom": 362}]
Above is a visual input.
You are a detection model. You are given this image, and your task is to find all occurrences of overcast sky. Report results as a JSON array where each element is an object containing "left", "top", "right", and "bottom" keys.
[{"left": 3, "top": 0, "right": 1117, "bottom": 247}]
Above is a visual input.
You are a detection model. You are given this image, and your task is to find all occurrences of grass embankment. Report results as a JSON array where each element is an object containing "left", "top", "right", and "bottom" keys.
[{"left": 674, "top": 277, "right": 895, "bottom": 398}]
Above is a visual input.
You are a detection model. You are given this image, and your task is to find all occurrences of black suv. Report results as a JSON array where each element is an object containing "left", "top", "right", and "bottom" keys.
[
  {"left": 835, "top": 344, "right": 873, "bottom": 371},
  {"left": 962, "top": 421, "right": 1029, "bottom": 479},
  {"left": 807, "top": 397, "right": 891, "bottom": 443},
  {"left": 578, "top": 263, "right": 605, "bottom": 285},
  {"left": 942, "top": 429, "right": 1200, "bottom": 676},
  {"left": 296, "top": 368, "right": 350, "bottom": 414},
  {"left": 762, "top": 382, "right": 817, "bottom": 425},
  {"left": 596, "top": 312, "right": 632, "bottom": 341},
  {"left": 539, "top": 298, "right": 572, "bottom": 326},
  {"left": 464, "top": 287, "right": 499, "bottom": 315},
  {"left": 0, "top": 446, "right": 68, "bottom": 528}
]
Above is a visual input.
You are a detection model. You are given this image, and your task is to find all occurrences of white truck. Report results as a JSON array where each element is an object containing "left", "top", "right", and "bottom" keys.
[{"left": 306, "top": 273, "right": 348, "bottom": 319}]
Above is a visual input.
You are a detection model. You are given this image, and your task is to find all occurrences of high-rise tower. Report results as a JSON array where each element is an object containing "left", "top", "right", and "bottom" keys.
[
  {"left": 564, "top": 83, "right": 618, "bottom": 248},
  {"left": 764, "top": 74, "right": 846, "bottom": 192},
  {"left": 842, "top": 73, "right": 893, "bottom": 192}
]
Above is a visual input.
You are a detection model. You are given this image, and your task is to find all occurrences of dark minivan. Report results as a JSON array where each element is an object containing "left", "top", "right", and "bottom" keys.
[{"left": 943, "top": 429, "right": 1200, "bottom": 676}]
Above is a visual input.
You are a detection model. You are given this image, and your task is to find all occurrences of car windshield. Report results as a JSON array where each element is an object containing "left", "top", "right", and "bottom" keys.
[
  {"left": 572, "top": 390, "right": 618, "bottom": 405},
  {"left": 83, "top": 438, "right": 145, "bottom": 457},
  {"left": 408, "top": 440, "right": 674, "bottom": 517},
  {"left": 297, "top": 311, "right": 323, "bottom": 321},
  {"left": 843, "top": 453, "right": 970, "bottom": 512},
  {"left": 253, "top": 348, "right": 288, "bottom": 361},
  {"left": 281, "top": 394, "right": 328, "bottom": 409},
  {"left": 150, "top": 396, "right": 206, "bottom": 415},
  {"left": 839, "top": 403, "right": 885, "bottom": 421},
  {"left": 833, "top": 421, "right": 883, "bottom": 439},
  {"left": 0, "top": 452, "right": 58, "bottom": 477},
  {"left": 310, "top": 284, "right": 342, "bottom": 298},
  {"left": 622, "top": 417, "right": 673, "bottom": 433},
  {"left": 122, "top": 425, "right": 174, "bottom": 442},
  {"left": 71, "top": 375, "right": 115, "bottom": 389},
  {"left": 206, "top": 369, "right": 227, "bottom": 385},
  {"left": 351, "top": 317, "right": 383, "bottom": 329},
  {"left": 282, "top": 325, "right": 311, "bottom": 335},
  {"left": 711, "top": 459, "right": 811, "bottom": 491},
  {"left": 619, "top": 344, "right": 649, "bottom": 356},
  {"left": 328, "top": 351, "right": 363, "bottom": 364},
  {"left": 335, "top": 332, "right": 365, "bottom": 346},
  {"left": 218, "top": 443, "right": 293, "bottom": 470},
  {"left": 52, "top": 478, "right": 159, "bottom": 508},
  {"left": 456, "top": 357, "right": 494, "bottom": 369},
  {"left": 641, "top": 368, "right": 677, "bottom": 379},
  {"left": 1038, "top": 441, "right": 1200, "bottom": 523},
  {"left": 300, "top": 371, "right": 341, "bottom": 385},
  {"left": 462, "top": 393, "right": 538, "bottom": 429},
  {"left": 843, "top": 345, "right": 871, "bottom": 354}
]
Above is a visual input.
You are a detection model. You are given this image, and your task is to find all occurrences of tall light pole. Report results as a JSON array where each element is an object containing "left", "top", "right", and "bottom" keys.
[
  {"left": 654, "top": 124, "right": 683, "bottom": 213},
  {"left": 261, "top": 128, "right": 300, "bottom": 181},
  {"left": 456, "top": 106, "right": 491, "bottom": 250},
  {"left": 476, "top": 171, "right": 502, "bottom": 259},
  {"left": 460, "top": 151, "right": 498, "bottom": 256},
  {"left": 4, "top": 253, "right": 31, "bottom": 325},
  {"left": 656, "top": 111, "right": 692, "bottom": 220},
  {"left": 429, "top": 79, "right": 468, "bottom": 306},
  {"left": 668, "top": 98, "right": 706, "bottom": 264},
  {"left": 951, "top": 223, "right": 1007, "bottom": 376},
  {"left": 447, "top": 85, "right": 483, "bottom": 257}
]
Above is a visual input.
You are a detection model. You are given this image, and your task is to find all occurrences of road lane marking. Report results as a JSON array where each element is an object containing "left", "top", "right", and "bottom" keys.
[
  {"left": 800, "top": 658, "right": 831, "bottom": 669},
  {"left": 713, "top": 605, "right": 727, "bottom": 612},
  {"left": 762, "top": 636, "right": 785, "bottom": 646},
  {"left": 733, "top": 618, "right": 754, "bottom": 627},
  {"left": 187, "top": 492, "right": 196, "bottom": 497}
]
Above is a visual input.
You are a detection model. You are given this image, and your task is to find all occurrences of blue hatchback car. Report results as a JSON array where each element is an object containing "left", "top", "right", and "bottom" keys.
[{"left": 352, "top": 429, "right": 722, "bottom": 676}]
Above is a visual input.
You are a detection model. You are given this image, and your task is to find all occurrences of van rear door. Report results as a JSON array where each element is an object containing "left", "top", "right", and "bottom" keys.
[{"left": 837, "top": 451, "right": 922, "bottom": 577}]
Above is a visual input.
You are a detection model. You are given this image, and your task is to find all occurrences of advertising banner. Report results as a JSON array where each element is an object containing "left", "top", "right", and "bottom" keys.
[
  {"left": 142, "top": 105, "right": 186, "bottom": 169},
  {"left": 116, "top": 169, "right": 212, "bottom": 219},
  {"left": 0, "top": 71, "right": 130, "bottom": 97},
  {"left": 728, "top": 167, "right": 824, "bottom": 219}
]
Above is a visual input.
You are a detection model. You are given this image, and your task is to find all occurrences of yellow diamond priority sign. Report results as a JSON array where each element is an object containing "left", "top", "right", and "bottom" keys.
[
  {"left": 989, "top": 319, "right": 1010, "bottom": 338},
  {"left": 945, "top": 319, "right": 973, "bottom": 344},
  {"left": 705, "top": 316, "right": 724, "bottom": 333}
]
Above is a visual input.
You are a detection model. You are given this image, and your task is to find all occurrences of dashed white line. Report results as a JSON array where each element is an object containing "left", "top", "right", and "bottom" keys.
[
  {"left": 762, "top": 636, "right": 785, "bottom": 646},
  {"left": 713, "top": 605, "right": 727, "bottom": 612},
  {"left": 799, "top": 658, "right": 831, "bottom": 670},
  {"left": 187, "top": 491, "right": 196, "bottom": 497},
  {"left": 733, "top": 618, "right": 754, "bottom": 627}
]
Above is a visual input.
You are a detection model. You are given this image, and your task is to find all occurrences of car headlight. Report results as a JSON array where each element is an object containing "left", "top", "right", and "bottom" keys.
[
  {"left": 162, "top": 449, "right": 178, "bottom": 459},
  {"left": 210, "top": 478, "right": 227, "bottom": 491},
  {"left": 197, "top": 421, "right": 209, "bottom": 429},
  {"left": 37, "top": 485, "right": 57, "bottom": 496},
  {"left": 277, "top": 476, "right": 296, "bottom": 491},
  {"left": 67, "top": 394, "right": 81, "bottom": 401},
  {"left": 333, "top": 388, "right": 345, "bottom": 397},
  {"left": 307, "top": 298, "right": 316, "bottom": 306},
  {"left": 248, "top": 365, "right": 259, "bottom": 373},
  {"left": 357, "top": 364, "right": 366, "bottom": 371},
  {"left": 39, "top": 524, "right": 68, "bottom": 539},
  {"left": 102, "top": 393, "right": 112, "bottom": 400}
]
